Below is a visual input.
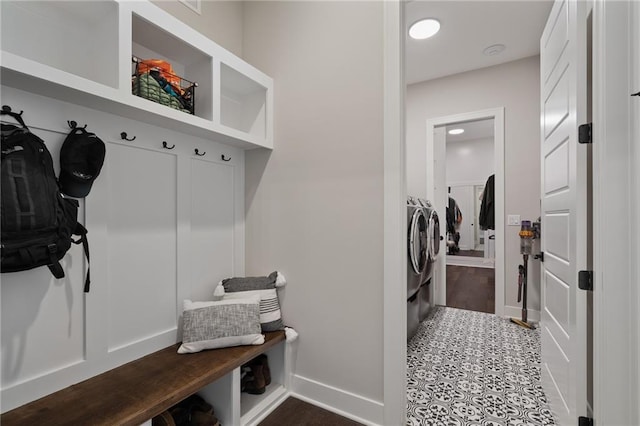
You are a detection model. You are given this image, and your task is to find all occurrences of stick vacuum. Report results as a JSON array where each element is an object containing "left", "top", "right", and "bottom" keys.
[{"left": 510, "top": 220, "right": 538, "bottom": 330}]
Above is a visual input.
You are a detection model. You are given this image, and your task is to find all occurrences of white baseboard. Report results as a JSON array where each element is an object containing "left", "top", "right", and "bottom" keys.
[
  {"left": 290, "top": 374, "right": 384, "bottom": 426},
  {"left": 503, "top": 305, "right": 541, "bottom": 323}
]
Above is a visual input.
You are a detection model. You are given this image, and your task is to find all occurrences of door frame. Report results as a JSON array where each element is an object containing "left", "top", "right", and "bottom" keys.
[
  {"left": 426, "top": 107, "right": 505, "bottom": 316},
  {"left": 592, "top": 0, "right": 638, "bottom": 423},
  {"left": 382, "top": 1, "right": 406, "bottom": 424}
]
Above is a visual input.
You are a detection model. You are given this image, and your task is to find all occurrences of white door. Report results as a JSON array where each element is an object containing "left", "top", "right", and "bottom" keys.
[{"left": 540, "top": 0, "right": 588, "bottom": 424}]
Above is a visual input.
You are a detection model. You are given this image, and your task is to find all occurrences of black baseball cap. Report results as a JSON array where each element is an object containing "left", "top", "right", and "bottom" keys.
[{"left": 59, "top": 129, "right": 106, "bottom": 198}]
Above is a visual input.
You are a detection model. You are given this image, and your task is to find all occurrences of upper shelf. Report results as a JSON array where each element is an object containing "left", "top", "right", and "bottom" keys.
[{"left": 0, "top": 0, "right": 273, "bottom": 150}]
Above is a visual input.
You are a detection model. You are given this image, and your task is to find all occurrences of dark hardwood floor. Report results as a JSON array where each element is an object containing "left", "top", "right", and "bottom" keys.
[
  {"left": 446, "top": 265, "right": 495, "bottom": 314},
  {"left": 259, "top": 397, "right": 362, "bottom": 426},
  {"left": 454, "top": 249, "right": 484, "bottom": 258}
]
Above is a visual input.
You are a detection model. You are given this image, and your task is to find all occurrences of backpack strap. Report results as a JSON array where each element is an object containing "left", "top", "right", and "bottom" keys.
[
  {"left": 46, "top": 244, "right": 65, "bottom": 279},
  {"left": 72, "top": 222, "right": 91, "bottom": 292}
]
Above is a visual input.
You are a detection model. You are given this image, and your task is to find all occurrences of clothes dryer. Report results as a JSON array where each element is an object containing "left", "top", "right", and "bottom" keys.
[
  {"left": 417, "top": 198, "right": 441, "bottom": 321},
  {"left": 407, "top": 196, "right": 428, "bottom": 296},
  {"left": 418, "top": 198, "right": 441, "bottom": 286},
  {"left": 407, "top": 196, "right": 428, "bottom": 339}
]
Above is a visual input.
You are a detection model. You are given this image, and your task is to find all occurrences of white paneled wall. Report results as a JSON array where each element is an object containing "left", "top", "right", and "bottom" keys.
[{"left": 0, "top": 85, "right": 244, "bottom": 412}]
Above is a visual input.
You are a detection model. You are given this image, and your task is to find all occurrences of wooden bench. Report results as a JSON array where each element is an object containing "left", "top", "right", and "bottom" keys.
[{"left": 1, "top": 331, "right": 286, "bottom": 426}]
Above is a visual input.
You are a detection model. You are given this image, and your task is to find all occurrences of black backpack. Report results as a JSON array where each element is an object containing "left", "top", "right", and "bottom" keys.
[{"left": 1, "top": 108, "right": 91, "bottom": 291}]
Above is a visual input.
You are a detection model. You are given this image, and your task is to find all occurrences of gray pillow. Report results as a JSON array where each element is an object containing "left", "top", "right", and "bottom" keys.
[{"left": 177, "top": 297, "right": 264, "bottom": 354}]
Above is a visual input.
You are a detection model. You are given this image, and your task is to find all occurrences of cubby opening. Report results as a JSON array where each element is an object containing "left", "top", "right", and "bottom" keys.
[
  {"left": 240, "top": 342, "right": 286, "bottom": 420},
  {"left": 220, "top": 63, "right": 267, "bottom": 139},
  {"left": 0, "top": 1, "right": 119, "bottom": 88},
  {"left": 131, "top": 13, "right": 213, "bottom": 121}
]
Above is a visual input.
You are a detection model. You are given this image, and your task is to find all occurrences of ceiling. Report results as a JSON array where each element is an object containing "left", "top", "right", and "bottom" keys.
[
  {"left": 405, "top": 0, "right": 554, "bottom": 85},
  {"left": 445, "top": 118, "right": 494, "bottom": 143}
]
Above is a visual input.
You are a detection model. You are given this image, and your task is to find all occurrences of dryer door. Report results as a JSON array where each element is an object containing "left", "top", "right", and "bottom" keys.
[
  {"left": 428, "top": 209, "right": 441, "bottom": 261},
  {"left": 409, "top": 209, "right": 428, "bottom": 276}
]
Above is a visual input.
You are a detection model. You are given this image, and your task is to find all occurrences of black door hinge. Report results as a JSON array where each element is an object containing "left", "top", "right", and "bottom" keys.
[
  {"left": 578, "top": 270, "right": 593, "bottom": 291},
  {"left": 578, "top": 123, "right": 592, "bottom": 144},
  {"left": 534, "top": 251, "right": 544, "bottom": 262},
  {"left": 579, "top": 416, "right": 593, "bottom": 426}
]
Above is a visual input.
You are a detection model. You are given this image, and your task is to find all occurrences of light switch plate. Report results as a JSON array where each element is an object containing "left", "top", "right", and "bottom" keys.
[{"left": 508, "top": 215, "right": 521, "bottom": 226}]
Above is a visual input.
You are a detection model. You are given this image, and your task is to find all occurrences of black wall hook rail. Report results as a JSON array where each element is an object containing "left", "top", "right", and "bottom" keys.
[
  {"left": 162, "top": 141, "right": 175, "bottom": 150},
  {"left": 194, "top": 148, "right": 206, "bottom": 156},
  {"left": 221, "top": 155, "right": 231, "bottom": 162},
  {"left": 120, "top": 132, "right": 136, "bottom": 141}
]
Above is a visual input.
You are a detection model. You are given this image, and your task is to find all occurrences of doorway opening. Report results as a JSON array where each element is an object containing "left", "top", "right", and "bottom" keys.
[
  {"left": 442, "top": 117, "right": 497, "bottom": 313},
  {"left": 426, "top": 108, "right": 505, "bottom": 317}
]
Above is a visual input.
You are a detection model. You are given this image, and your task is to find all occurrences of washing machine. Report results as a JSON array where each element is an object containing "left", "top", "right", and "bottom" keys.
[
  {"left": 418, "top": 198, "right": 441, "bottom": 286},
  {"left": 407, "top": 196, "right": 428, "bottom": 339},
  {"left": 417, "top": 198, "right": 441, "bottom": 321}
]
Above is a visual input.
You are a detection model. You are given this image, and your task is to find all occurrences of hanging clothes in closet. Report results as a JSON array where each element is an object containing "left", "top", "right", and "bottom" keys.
[{"left": 479, "top": 174, "right": 495, "bottom": 230}]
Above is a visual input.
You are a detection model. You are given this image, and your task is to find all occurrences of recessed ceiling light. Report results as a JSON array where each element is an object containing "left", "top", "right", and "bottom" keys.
[
  {"left": 448, "top": 128, "right": 464, "bottom": 135},
  {"left": 409, "top": 19, "right": 441, "bottom": 40},
  {"left": 483, "top": 44, "right": 506, "bottom": 56}
]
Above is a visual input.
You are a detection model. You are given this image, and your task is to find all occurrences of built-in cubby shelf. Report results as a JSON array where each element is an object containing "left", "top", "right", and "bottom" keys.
[{"left": 0, "top": 0, "right": 273, "bottom": 150}]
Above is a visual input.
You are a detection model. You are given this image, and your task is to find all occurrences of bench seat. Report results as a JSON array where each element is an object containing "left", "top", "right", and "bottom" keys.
[{"left": 1, "top": 331, "right": 286, "bottom": 426}]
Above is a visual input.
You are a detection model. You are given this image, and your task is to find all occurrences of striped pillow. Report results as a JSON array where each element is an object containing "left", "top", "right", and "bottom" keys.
[{"left": 222, "top": 289, "right": 284, "bottom": 332}]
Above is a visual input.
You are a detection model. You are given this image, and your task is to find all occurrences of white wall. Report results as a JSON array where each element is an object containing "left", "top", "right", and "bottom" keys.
[
  {"left": 151, "top": 1, "right": 244, "bottom": 57},
  {"left": 242, "top": 1, "right": 385, "bottom": 422},
  {"left": 407, "top": 56, "right": 542, "bottom": 314},
  {"left": 446, "top": 137, "right": 494, "bottom": 185}
]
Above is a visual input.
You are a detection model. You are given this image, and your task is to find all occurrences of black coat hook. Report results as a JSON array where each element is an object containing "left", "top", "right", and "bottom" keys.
[
  {"left": 221, "top": 154, "right": 231, "bottom": 162},
  {"left": 67, "top": 120, "right": 87, "bottom": 130},
  {"left": 632, "top": 91, "right": 640, "bottom": 97},
  {"left": 1, "top": 105, "right": 27, "bottom": 129},
  {"left": 194, "top": 148, "right": 206, "bottom": 156},
  {"left": 162, "top": 141, "right": 175, "bottom": 150},
  {"left": 120, "top": 132, "right": 136, "bottom": 141}
]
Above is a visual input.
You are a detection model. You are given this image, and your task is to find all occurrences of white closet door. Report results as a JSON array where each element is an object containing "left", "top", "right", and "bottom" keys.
[
  {"left": 540, "top": 0, "right": 588, "bottom": 423},
  {"left": 189, "top": 158, "right": 236, "bottom": 301},
  {"left": 103, "top": 144, "right": 178, "bottom": 353}
]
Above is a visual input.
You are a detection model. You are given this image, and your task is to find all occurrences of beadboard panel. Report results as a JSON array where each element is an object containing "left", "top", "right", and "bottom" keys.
[
  {"left": 103, "top": 143, "right": 179, "bottom": 352},
  {"left": 0, "top": 85, "right": 244, "bottom": 412}
]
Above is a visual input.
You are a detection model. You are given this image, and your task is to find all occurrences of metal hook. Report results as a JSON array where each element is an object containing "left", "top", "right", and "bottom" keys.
[
  {"left": 2, "top": 105, "right": 23, "bottom": 116},
  {"left": 221, "top": 154, "right": 231, "bottom": 162},
  {"left": 162, "top": 141, "right": 175, "bottom": 150},
  {"left": 120, "top": 132, "right": 136, "bottom": 142},
  {"left": 194, "top": 148, "right": 206, "bottom": 156},
  {"left": 67, "top": 120, "right": 87, "bottom": 130}
]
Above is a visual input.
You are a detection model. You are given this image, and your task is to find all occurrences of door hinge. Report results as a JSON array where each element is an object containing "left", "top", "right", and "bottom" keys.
[
  {"left": 578, "top": 123, "right": 592, "bottom": 144},
  {"left": 578, "top": 416, "right": 593, "bottom": 426},
  {"left": 578, "top": 270, "right": 593, "bottom": 291},
  {"left": 534, "top": 251, "right": 544, "bottom": 262}
]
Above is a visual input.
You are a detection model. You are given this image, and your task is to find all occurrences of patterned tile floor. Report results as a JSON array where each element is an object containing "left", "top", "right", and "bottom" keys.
[{"left": 407, "top": 307, "right": 556, "bottom": 426}]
